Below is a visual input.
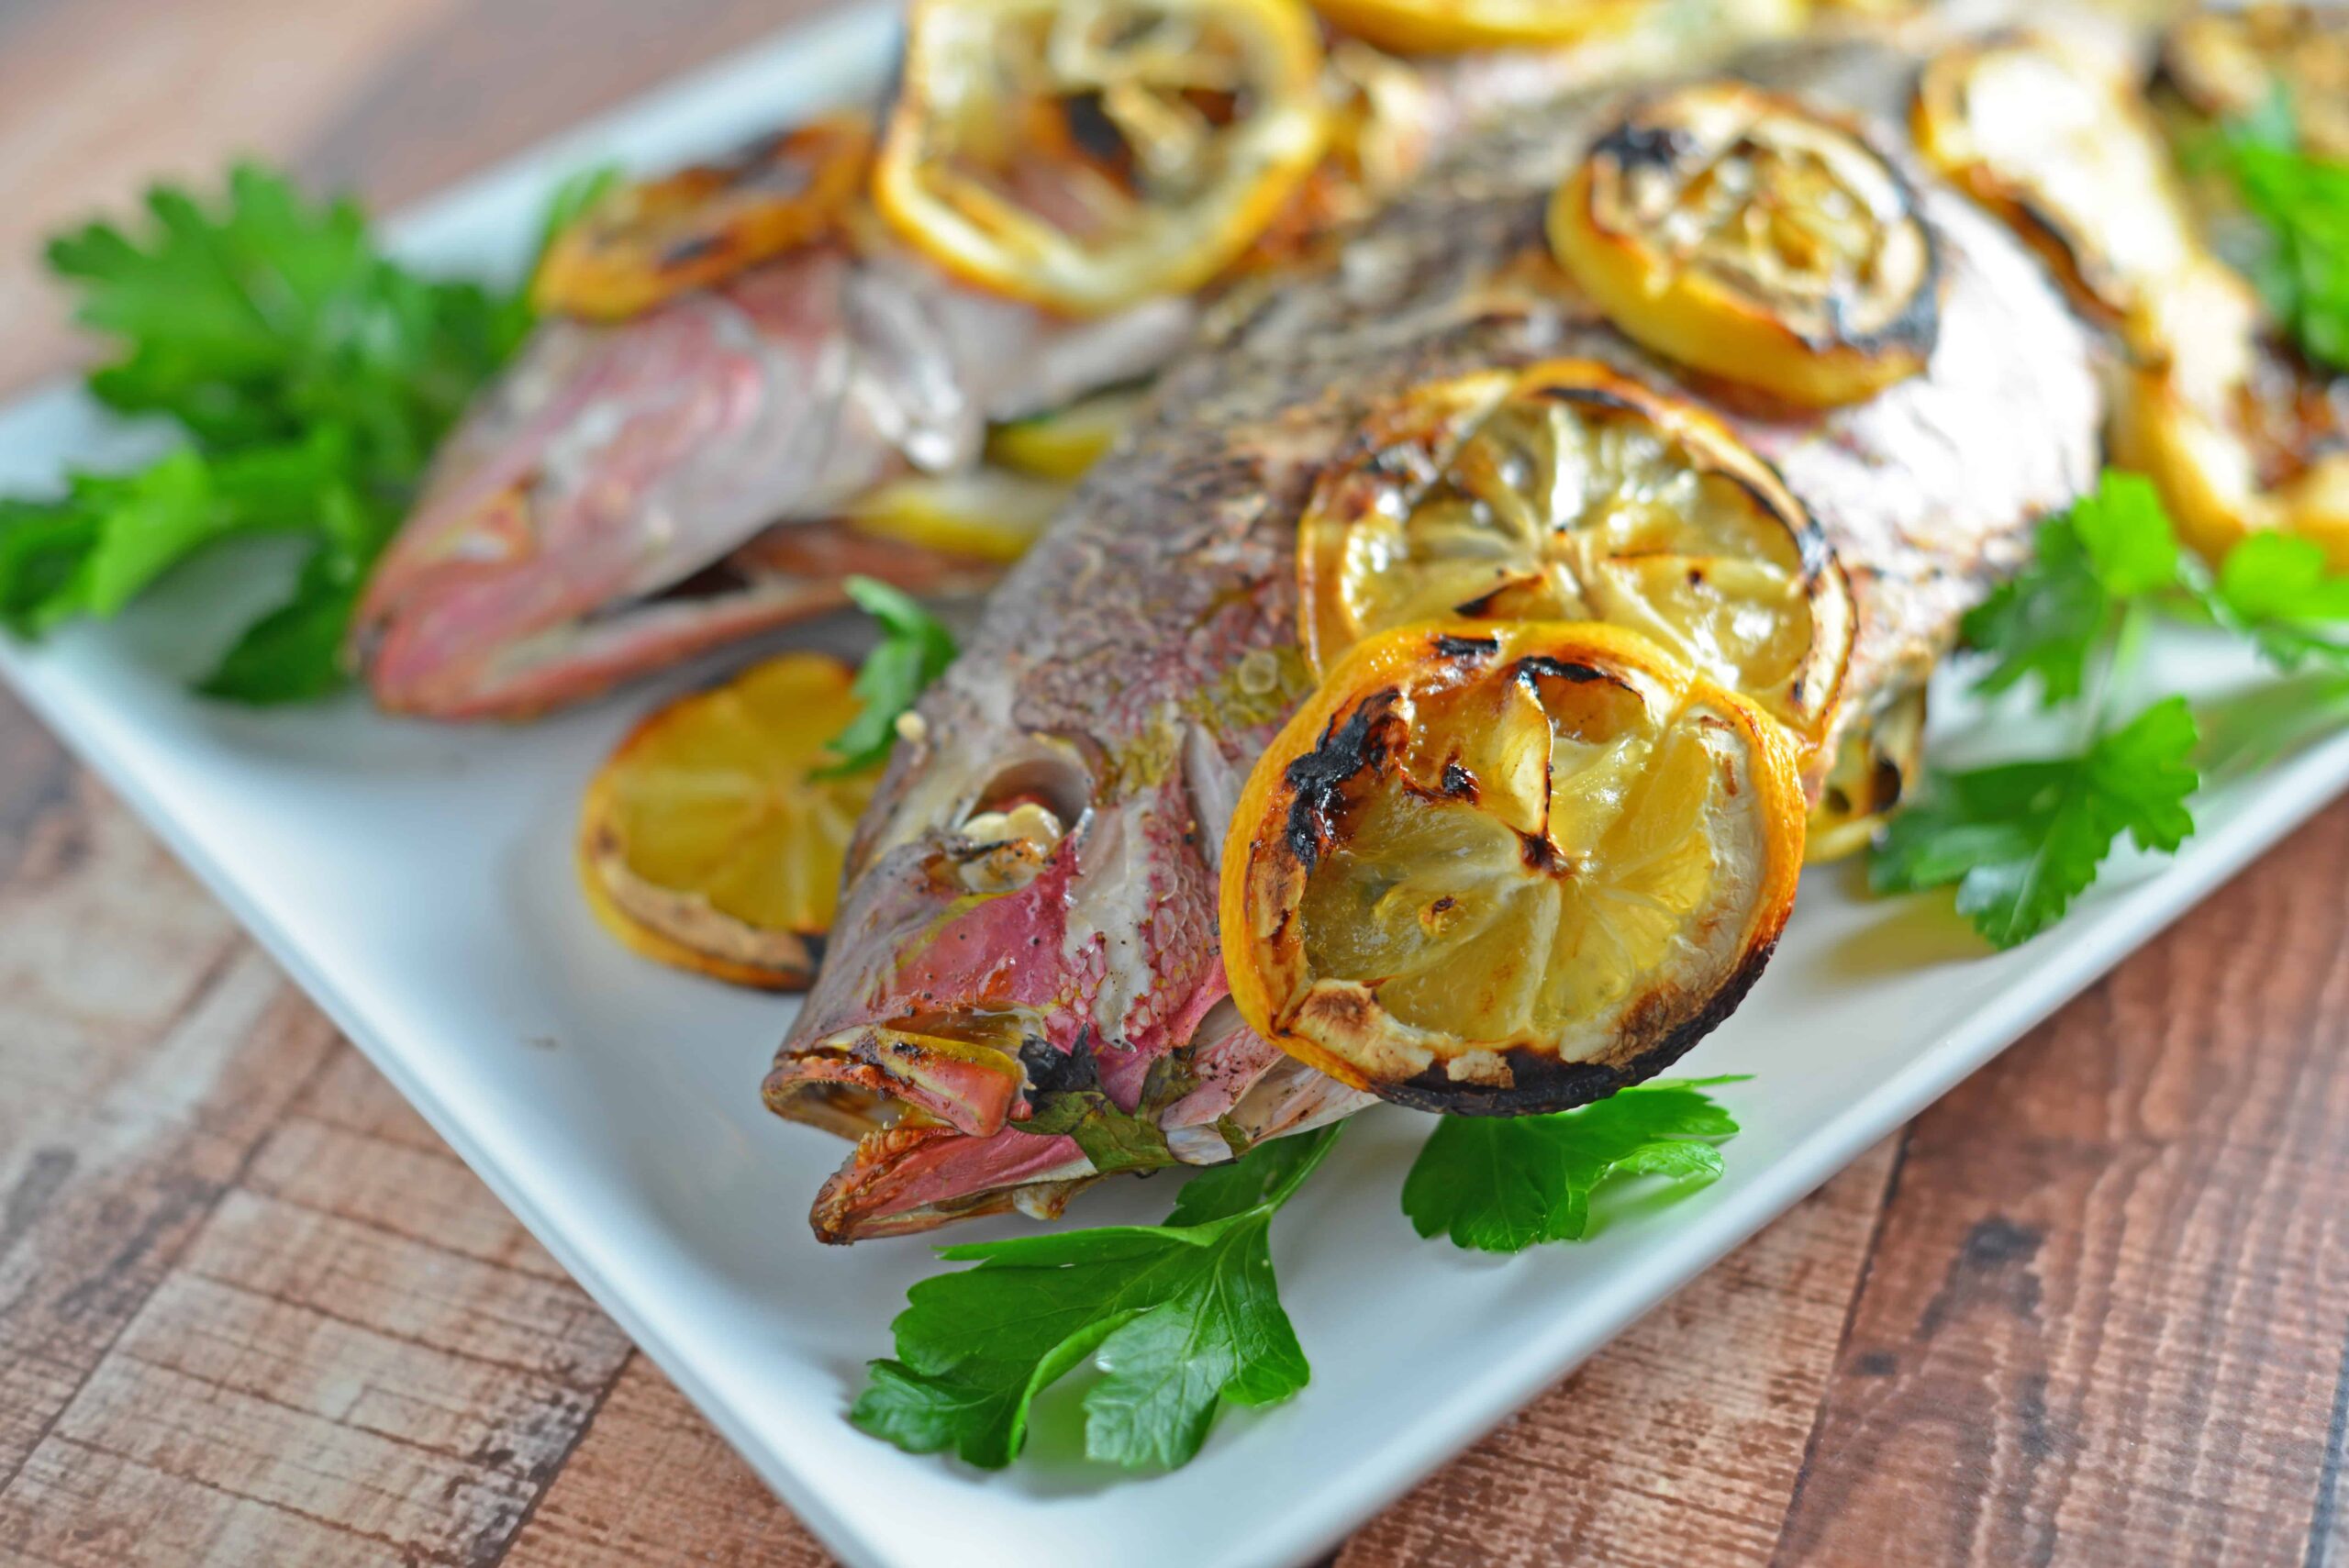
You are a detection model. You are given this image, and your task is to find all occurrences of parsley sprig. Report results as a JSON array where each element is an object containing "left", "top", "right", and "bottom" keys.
[
  {"left": 852, "top": 1124, "right": 1338, "bottom": 1471},
  {"left": 2206, "top": 102, "right": 2349, "bottom": 373},
  {"left": 1871, "top": 472, "right": 2349, "bottom": 947},
  {"left": 856, "top": 1077, "right": 1759, "bottom": 1473},
  {"left": 3, "top": 165, "right": 535, "bottom": 700},
  {"left": 818, "top": 576, "right": 958, "bottom": 776},
  {"left": 1402, "top": 1078, "right": 1747, "bottom": 1253}
]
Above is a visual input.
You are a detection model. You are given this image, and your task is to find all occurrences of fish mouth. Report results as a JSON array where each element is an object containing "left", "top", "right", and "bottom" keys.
[
  {"left": 763, "top": 748, "right": 1375, "bottom": 1242},
  {"left": 766, "top": 995, "right": 1373, "bottom": 1243},
  {"left": 761, "top": 1008, "right": 1038, "bottom": 1140},
  {"left": 762, "top": 1006, "right": 1096, "bottom": 1244}
]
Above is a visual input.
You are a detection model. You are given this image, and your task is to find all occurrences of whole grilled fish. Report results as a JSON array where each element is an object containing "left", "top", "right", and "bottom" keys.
[
  {"left": 762, "top": 34, "right": 2101, "bottom": 1243},
  {"left": 351, "top": 0, "right": 1819, "bottom": 720}
]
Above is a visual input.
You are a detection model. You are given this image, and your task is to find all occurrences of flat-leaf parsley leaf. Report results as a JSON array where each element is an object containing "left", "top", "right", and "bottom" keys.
[
  {"left": 1401, "top": 1078, "right": 1748, "bottom": 1253},
  {"left": 852, "top": 1125, "right": 1339, "bottom": 1471}
]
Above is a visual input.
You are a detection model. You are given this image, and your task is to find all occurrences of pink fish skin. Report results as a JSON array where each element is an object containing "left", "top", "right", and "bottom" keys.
[
  {"left": 353, "top": 0, "right": 1835, "bottom": 721},
  {"left": 763, "top": 38, "right": 2102, "bottom": 1243},
  {"left": 353, "top": 243, "right": 1195, "bottom": 718}
]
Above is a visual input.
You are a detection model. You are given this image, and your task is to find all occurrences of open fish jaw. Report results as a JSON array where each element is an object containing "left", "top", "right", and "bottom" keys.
[{"left": 765, "top": 38, "right": 2100, "bottom": 1242}]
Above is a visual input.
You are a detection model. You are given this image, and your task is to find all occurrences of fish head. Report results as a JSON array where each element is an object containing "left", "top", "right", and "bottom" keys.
[
  {"left": 763, "top": 584, "right": 1366, "bottom": 1240},
  {"left": 353, "top": 249, "right": 908, "bottom": 717},
  {"left": 769, "top": 717, "right": 1230, "bottom": 1135},
  {"left": 354, "top": 237, "right": 1200, "bottom": 720}
]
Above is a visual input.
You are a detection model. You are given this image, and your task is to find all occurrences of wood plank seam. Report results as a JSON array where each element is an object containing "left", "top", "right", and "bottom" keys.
[
  {"left": 0, "top": 1001, "right": 346, "bottom": 1500},
  {"left": 472, "top": 1347, "right": 643, "bottom": 1565},
  {"left": 105, "top": 1332, "right": 541, "bottom": 1476},
  {"left": 45, "top": 1429, "right": 475, "bottom": 1568},
  {"left": 171, "top": 1230, "right": 611, "bottom": 1392},
  {"left": 2308, "top": 1319, "right": 2349, "bottom": 1568}
]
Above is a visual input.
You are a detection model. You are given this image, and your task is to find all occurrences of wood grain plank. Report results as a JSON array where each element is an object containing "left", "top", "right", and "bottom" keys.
[
  {"left": 501, "top": 1357, "right": 834, "bottom": 1568},
  {"left": 245, "top": 1118, "right": 575, "bottom": 1283},
  {"left": 297, "top": 0, "right": 840, "bottom": 206},
  {"left": 0, "top": 748, "right": 342, "bottom": 1485},
  {"left": 1338, "top": 1142, "right": 1897, "bottom": 1568},
  {"left": 1773, "top": 798, "right": 2349, "bottom": 1567},
  {"left": 0, "top": 1037, "right": 642, "bottom": 1568},
  {"left": 179, "top": 1191, "right": 631, "bottom": 1392},
  {"left": 3, "top": 1438, "right": 397, "bottom": 1568},
  {"left": 0, "top": 0, "right": 473, "bottom": 395}
]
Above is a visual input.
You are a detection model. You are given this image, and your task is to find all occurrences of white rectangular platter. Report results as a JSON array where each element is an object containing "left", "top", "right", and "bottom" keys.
[{"left": 5, "top": 7, "right": 2347, "bottom": 1566}]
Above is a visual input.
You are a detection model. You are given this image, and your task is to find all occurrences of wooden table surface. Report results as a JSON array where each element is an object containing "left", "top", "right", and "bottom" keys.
[{"left": 1, "top": 2, "right": 2345, "bottom": 1563}]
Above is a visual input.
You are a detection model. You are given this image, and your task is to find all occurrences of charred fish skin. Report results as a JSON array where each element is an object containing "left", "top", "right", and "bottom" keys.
[{"left": 769, "top": 40, "right": 2099, "bottom": 1242}]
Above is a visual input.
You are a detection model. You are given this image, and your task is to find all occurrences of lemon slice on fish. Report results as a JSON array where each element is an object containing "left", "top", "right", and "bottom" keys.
[
  {"left": 846, "top": 468, "right": 1071, "bottom": 563},
  {"left": 1805, "top": 684, "right": 1926, "bottom": 863},
  {"left": 1298, "top": 360, "right": 1853, "bottom": 753},
  {"left": 2110, "top": 254, "right": 2349, "bottom": 571},
  {"left": 1222, "top": 619, "right": 1805, "bottom": 1115},
  {"left": 1307, "top": 0, "right": 1649, "bottom": 53},
  {"left": 1911, "top": 37, "right": 2198, "bottom": 326},
  {"left": 579, "top": 653, "right": 877, "bottom": 989},
  {"left": 533, "top": 116, "right": 872, "bottom": 321},
  {"left": 874, "top": 0, "right": 1328, "bottom": 316},
  {"left": 985, "top": 389, "right": 1145, "bottom": 479},
  {"left": 1550, "top": 82, "right": 1939, "bottom": 408},
  {"left": 1229, "top": 39, "right": 1436, "bottom": 273}
]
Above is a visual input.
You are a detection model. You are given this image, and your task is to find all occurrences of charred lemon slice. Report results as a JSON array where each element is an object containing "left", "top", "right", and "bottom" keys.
[
  {"left": 1308, "top": 0, "right": 1648, "bottom": 54},
  {"left": 847, "top": 468, "right": 1071, "bottom": 563},
  {"left": 533, "top": 116, "right": 871, "bottom": 321},
  {"left": 579, "top": 653, "right": 877, "bottom": 989},
  {"left": 874, "top": 0, "right": 1326, "bottom": 316},
  {"left": 1231, "top": 38, "right": 1437, "bottom": 273},
  {"left": 1912, "top": 37, "right": 2199, "bottom": 326},
  {"left": 1805, "top": 684, "right": 1926, "bottom": 862},
  {"left": 1298, "top": 360, "right": 1853, "bottom": 751},
  {"left": 984, "top": 388, "right": 1145, "bottom": 479},
  {"left": 1550, "top": 83, "right": 1938, "bottom": 408},
  {"left": 2111, "top": 255, "right": 2349, "bottom": 569},
  {"left": 2164, "top": 4, "right": 2349, "bottom": 162},
  {"left": 1223, "top": 620, "right": 1803, "bottom": 1114}
]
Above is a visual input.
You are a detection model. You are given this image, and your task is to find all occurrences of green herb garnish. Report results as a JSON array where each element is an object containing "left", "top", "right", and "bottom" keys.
[
  {"left": 2209, "top": 109, "right": 2349, "bottom": 372},
  {"left": 1872, "top": 471, "right": 2349, "bottom": 947},
  {"left": 1400, "top": 1078, "right": 1747, "bottom": 1253},
  {"left": 820, "top": 575, "right": 959, "bottom": 775},
  {"left": 852, "top": 1124, "right": 1338, "bottom": 1471},
  {"left": 2, "top": 164, "right": 536, "bottom": 699},
  {"left": 1870, "top": 697, "right": 2200, "bottom": 948}
]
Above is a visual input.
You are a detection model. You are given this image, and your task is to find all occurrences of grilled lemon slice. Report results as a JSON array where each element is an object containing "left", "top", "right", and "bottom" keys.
[
  {"left": 1308, "top": 0, "right": 1648, "bottom": 56},
  {"left": 1805, "top": 684, "right": 1926, "bottom": 862},
  {"left": 579, "top": 653, "right": 877, "bottom": 989},
  {"left": 1297, "top": 360, "right": 1853, "bottom": 751},
  {"left": 874, "top": 0, "right": 1326, "bottom": 316},
  {"left": 2110, "top": 254, "right": 2349, "bottom": 570},
  {"left": 1912, "top": 37, "right": 2199, "bottom": 326},
  {"left": 984, "top": 389, "right": 1145, "bottom": 479},
  {"left": 1231, "top": 39, "right": 1437, "bottom": 273},
  {"left": 2164, "top": 4, "right": 2348, "bottom": 163},
  {"left": 533, "top": 116, "right": 871, "bottom": 321},
  {"left": 847, "top": 468, "right": 1071, "bottom": 563},
  {"left": 1223, "top": 620, "right": 1803, "bottom": 1114},
  {"left": 1550, "top": 82, "right": 1938, "bottom": 408}
]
